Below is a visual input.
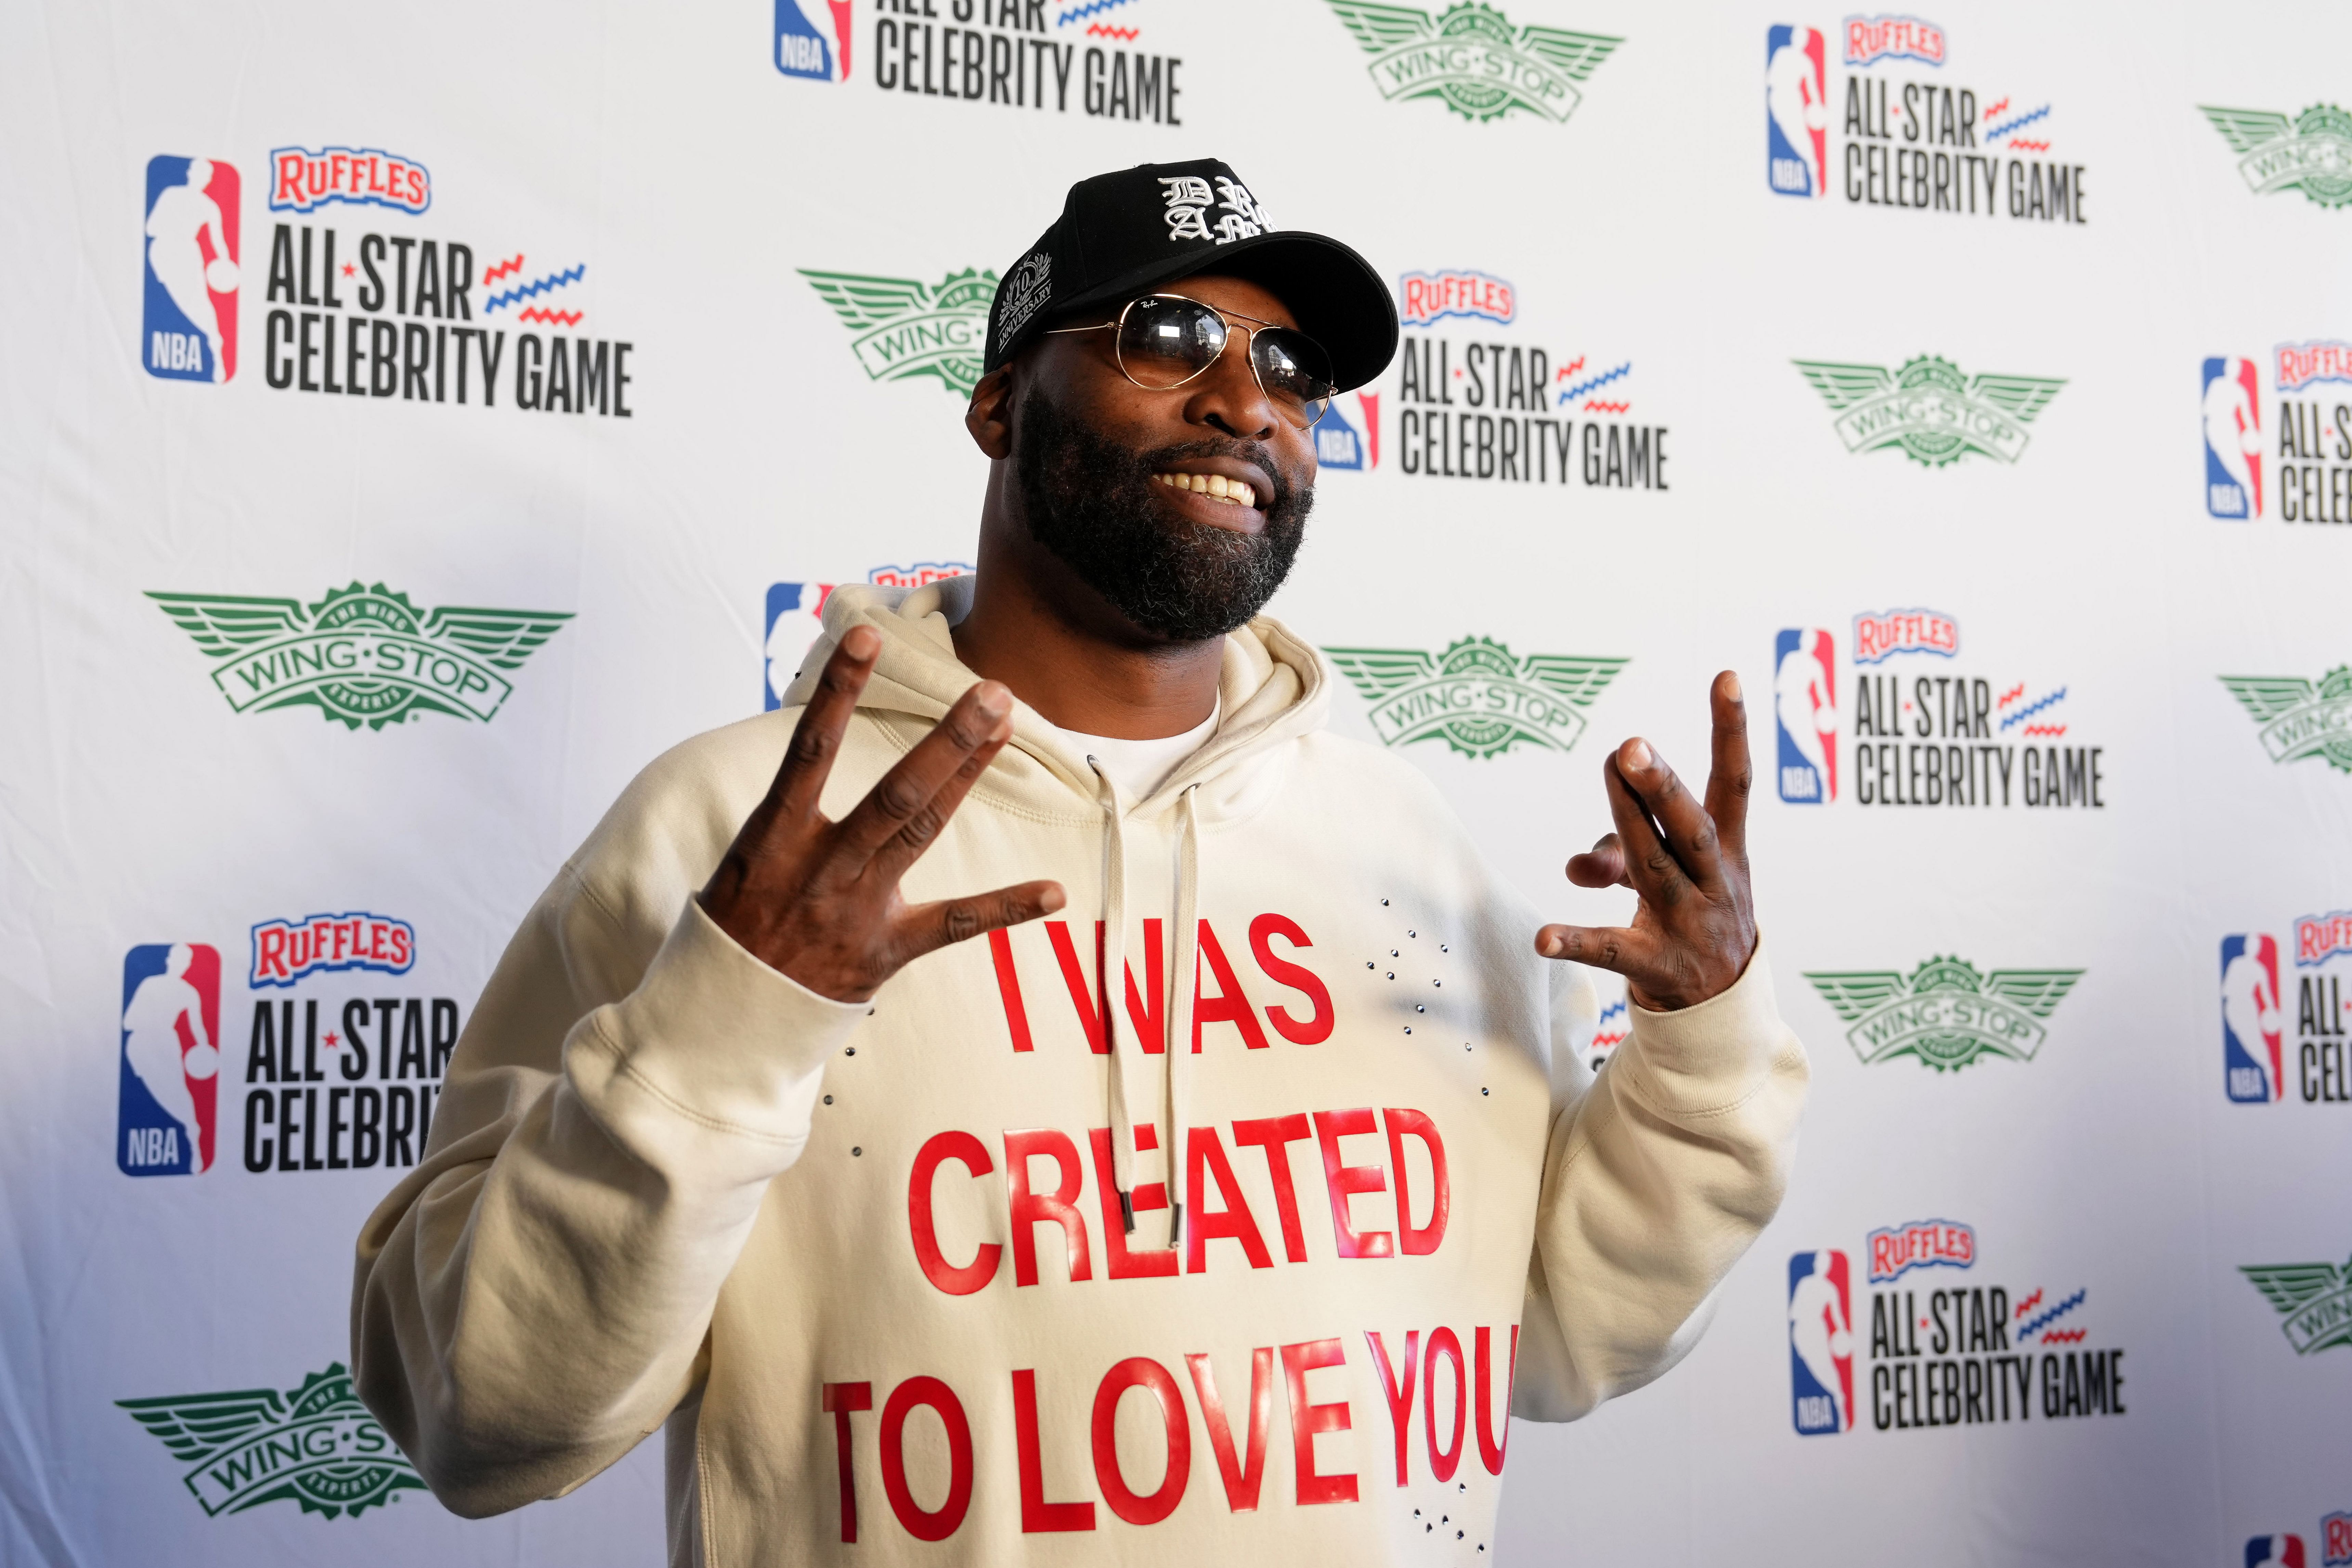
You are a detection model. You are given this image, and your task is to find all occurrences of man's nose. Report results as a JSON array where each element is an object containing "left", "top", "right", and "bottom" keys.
[{"left": 1181, "top": 339, "right": 1278, "bottom": 441}]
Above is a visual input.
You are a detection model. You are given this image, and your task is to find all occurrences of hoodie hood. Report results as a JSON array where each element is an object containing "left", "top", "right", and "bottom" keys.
[
  {"left": 779, "top": 576, "right": 1332, "bottom": 821},
  {"left": 782, "top": 574, "right": 1337, "bottom": 1232}
]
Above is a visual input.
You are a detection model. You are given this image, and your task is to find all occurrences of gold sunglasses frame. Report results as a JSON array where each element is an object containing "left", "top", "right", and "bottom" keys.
[{"left": 1044, "top": 293, "right": 1336, "bottom": 431}]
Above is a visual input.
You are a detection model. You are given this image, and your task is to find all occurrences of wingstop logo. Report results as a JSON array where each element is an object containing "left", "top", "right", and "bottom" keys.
[
  {"left": 1793, "top": 356, "right": 2065, "bottom": 467},
  {"left": 801, "top": 268, "right": 999, "bottom": 397},
  {"left": 148, "top": 582, "right": 571, "bottom": 731},
  {"left": 1324, "top": 638, "right": 1626, "bottom": 760},
  {"left": 119, "top": 1362, "right": 424, "bottom": 1519},
  {"left": 2200, "top": 104, "right": 2352, "bottom": 210},
  {"left": 2223, "top": 915, "right": 2352, "bottom": 1105},
  {"left": 1803, "top": 956, "right": 2084, "bottom": 1071},
  {"left": 2220, "top": 667, "right": 2352, "bottom": 774},
  {"left": 2241, "top": 1246, "right": 2352, "bottom": 1357},
  {"left": 1324, "top": 1, "right": 1620, "bottom": 126}
]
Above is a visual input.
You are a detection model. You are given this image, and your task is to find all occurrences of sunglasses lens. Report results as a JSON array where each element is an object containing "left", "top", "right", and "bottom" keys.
[
  {"left": 1251, "top": 329, "right": 1337, "bottom": 428},
  {"left": 1116, "top": 297, "right": 1227, "bottom": 389}
]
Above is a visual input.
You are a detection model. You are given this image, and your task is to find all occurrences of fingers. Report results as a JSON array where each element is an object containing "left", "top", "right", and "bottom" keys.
[
  {"left": 771, "top": 627, "right": 881, "bottom": 823},
  {"left": 1534, "top": 922, "right": 1665, "bottom": 979},
  {"left": 1600, "top": 748, "right": 1691, "bottom": 910},
  {"left": 1565, "top": 832, "right": 1630, "bottom": 889},
  {"left": 832, "top": 681, "right": 1015, "bottom": 863},
  {"left": 867, "top": 713, "right": 1016, "bottom": 883},
  {"left": 897, "top": 880, "right": 1068, "bottom": 962},
  {"left": 1701, "top": 670, "right": 1752, "bottom": 865},
  {"left": 1611, "top": 736, "right": 1727, "bottom": 900}
]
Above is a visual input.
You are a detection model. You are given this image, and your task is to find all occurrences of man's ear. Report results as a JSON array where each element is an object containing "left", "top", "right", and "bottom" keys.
[{"left": 966, "top": 366, "right": 1016, "bottom": 460}]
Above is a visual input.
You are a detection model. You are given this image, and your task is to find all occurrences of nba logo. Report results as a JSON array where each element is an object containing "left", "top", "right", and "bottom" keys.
[
  {"left": 142, "top": 156, "right": 239, "bottom": 383},
  {"left": 1773, "top": 629, "right": 1837, "bottom": 803},
  {"left": 1315, "top": 397, "right": 1370, "bottom": 470},
  {"left": 2221, "top": 934, "right": 2285, "bottom": 1103},
  {"left": 2247, "top": 1537, "right": 2307, "bottom": 1568},
  {"left": 765, "top": 582, "right": 835, "bottom": 711},
  {"left": 1765, "top": 27, "right": 1828, "bottom": 198},
  {"left": 1787, "top": 1249, "right": 1854, "bottom": 1435},
  {"left": 118, "top": 944, "right": 222, "bottom": 1176},
  {"left": 777, "top": 0, "right": 852, "bottom": 80},
  {"left": 2202, "top": 356, "right": 2263, "bottom": 519}
]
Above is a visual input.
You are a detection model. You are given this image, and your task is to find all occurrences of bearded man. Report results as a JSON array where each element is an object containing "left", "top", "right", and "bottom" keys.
[{"left": 352, "top": 158, "right": 1808, "bottom": 1566}]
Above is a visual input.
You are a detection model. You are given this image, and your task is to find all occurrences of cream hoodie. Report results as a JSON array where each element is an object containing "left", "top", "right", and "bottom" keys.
[{"left": 351, "top": 577, "right": 1809, "bottom": 1567}]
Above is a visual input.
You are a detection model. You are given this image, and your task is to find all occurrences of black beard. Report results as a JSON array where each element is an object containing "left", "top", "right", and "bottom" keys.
[{"left": 1013, "top": 387, "right": 1313, "bottom": 643}]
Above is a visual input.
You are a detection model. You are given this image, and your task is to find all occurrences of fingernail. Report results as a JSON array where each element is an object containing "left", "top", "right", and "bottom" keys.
[
  {"left": 1624, "top": 738, "right": 1653, "bottom": 770},
  {"left": 1723, "top": 671, "right": 1742, "bottom": 703},
  {"left": 973, "top": 683, "right": 1010, "bottom": 718}
]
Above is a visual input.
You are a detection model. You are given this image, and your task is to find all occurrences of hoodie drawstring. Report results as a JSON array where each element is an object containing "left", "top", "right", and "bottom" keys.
[
  {"left": 1087, "top": 760, "right": 1144, "bottom": 1230},
  {"left": 1086, "top": 760, "right": 1205, "bottom": 1251}
]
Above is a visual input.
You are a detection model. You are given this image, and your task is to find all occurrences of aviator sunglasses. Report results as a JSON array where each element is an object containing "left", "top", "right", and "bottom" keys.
[{"left": 1047, "top": 294, "right": 1339, "bottom": 430}]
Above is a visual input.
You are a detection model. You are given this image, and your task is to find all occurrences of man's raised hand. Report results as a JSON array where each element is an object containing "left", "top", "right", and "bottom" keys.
[
  {"left": 1535, "top": 670, "right": 1757, "bottom": 1011},
  {"left": 700, "top": 625, "right": 1066, "bottom": 1003}
]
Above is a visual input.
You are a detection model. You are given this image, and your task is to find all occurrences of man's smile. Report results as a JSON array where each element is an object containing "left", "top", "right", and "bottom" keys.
[{"left": 1149, "top": 455, "right": 1275, "bottom": 530}]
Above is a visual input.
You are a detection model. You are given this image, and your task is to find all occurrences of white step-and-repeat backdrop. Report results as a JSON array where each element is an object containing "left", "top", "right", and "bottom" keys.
[{"left": 3, "top": 0, "right": 2349, "bottom": 1563}]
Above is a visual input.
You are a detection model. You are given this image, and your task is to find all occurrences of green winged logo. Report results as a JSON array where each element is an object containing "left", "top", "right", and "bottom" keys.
[
  {"left": 118, "top": 1362, "right": 426, "bottom": 1519},
  {"left": 1324, "top": 1, "right": 1620, "bottom": 125},
  {"left": 1793, "top": 356, "right": 2066, "bottom": 468},
  {"left": 149, "top": 582, "right": 570, "bottom": 731},
  {"left": 2241, "top": 1255, "right": 2352, "bottom": 1355},
  {"left": 1803, "top": 956, "right": 2085, "bottom": 1071},
  {"left": 2220, "top": 667, "right": 2352, "bottom": 773},
  {"left": 2200, "top": 105, "right": 2352, "bottom": 209},
  {"left": 799, "top": 268, "right": 1000, "bottom": 396},
  {"left": 1324, "top": 637, "right": 1625, "bottom": 759}
]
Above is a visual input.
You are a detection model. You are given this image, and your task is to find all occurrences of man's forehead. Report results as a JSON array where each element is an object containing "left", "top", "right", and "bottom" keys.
[{"left": 1162, "top": 271, "right": 1299, "bottom": 329}]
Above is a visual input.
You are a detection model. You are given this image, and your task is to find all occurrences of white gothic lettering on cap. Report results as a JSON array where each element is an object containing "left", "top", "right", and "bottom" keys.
[
  {"left": 1159, "top": 175, "right": 1214, "bottom": 242},
  {"left": 1212, "top": 175, "right": 1266, "bottom": 244}
]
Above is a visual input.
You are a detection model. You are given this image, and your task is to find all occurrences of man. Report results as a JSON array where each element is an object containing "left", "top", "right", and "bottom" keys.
[{"left": 352, "top": 159, "right": 1808, "bottom": 1565}]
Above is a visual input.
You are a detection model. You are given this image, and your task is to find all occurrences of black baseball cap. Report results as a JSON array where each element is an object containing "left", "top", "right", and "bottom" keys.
[{"left": 983, "top": 159, "right": 1398, "bottom": 394}]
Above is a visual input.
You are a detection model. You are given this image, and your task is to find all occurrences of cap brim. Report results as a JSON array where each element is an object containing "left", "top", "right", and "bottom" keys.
[{"left": 1036, "top": 231, "right": 1399, "bottom": 394}]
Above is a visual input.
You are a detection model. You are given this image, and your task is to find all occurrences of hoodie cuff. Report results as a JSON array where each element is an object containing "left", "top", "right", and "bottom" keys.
[
  {"left": 567, "top": 897, "right": 869, "bottom": 1154},
  {"left": 1619, "top": 938, "right": 1791, "bottom": 1120}
]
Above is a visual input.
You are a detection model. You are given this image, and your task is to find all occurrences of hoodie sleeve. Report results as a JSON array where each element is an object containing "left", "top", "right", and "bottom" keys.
[
  {"left": 348, "top": 858, "right": 868, "bottom": 1517},
  {"left": 1512, "top": 945, "right": 1810, "bottom": 1422}
]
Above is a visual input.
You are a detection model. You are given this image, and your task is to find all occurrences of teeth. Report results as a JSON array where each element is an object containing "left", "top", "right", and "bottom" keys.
[{"left": 1154, "top": 472, "right": 1257, "bottom": 508}]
